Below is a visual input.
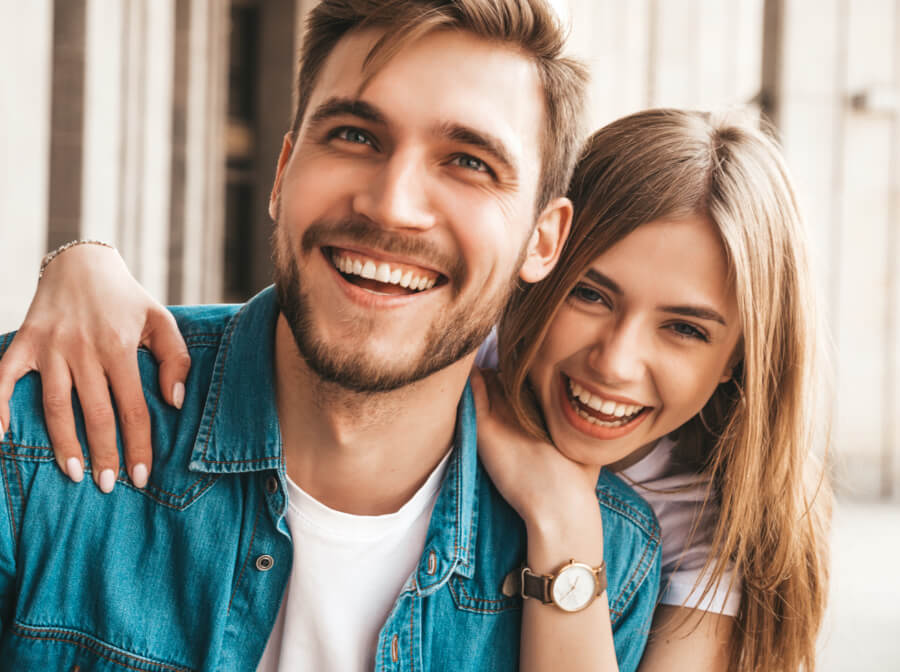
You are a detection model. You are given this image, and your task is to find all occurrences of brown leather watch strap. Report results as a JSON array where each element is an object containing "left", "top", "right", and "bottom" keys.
[
  {"left": 501, "top": 560, "right": 607, "bottom": 605},
  {"left": 522, "top": 567, "right": 553, "bottom": 603}
]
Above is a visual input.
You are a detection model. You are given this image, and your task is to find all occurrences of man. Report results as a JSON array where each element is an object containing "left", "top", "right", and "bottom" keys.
[{"left": 0, "top": 1, "right": 660, "bottom": 670}]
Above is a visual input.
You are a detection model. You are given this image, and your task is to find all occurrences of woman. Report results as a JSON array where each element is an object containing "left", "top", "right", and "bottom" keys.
[
  {"left": 0, "top": 108, "right": 830, "bottom": 671},
  {"left": 472, "top": 108, "right": 831, "bottom": 671}
]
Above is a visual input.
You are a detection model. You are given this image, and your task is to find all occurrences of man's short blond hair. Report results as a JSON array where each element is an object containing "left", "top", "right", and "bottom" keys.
[{"left": 291, "top": 0, "right": 589, "bottom": 211}]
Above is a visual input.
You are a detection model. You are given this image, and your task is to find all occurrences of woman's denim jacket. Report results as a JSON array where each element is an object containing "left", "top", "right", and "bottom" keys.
[{"left": 0, "top": 287, "right": 661, "bottom": 671}]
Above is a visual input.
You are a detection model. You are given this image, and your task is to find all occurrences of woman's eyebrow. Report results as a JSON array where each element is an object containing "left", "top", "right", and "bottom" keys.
[
  {"left": 585, "top": 268, "right": 728, "bottom": 325},
  {"left": 659, "top": 304, "right": 727, "bottom": 326}
]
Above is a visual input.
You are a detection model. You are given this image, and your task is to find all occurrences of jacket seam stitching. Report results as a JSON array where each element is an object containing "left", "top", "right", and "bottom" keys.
[
  {"left": 121, "top": 476, "right": 220, "bottom": 511},
  {"left": 1, "top": 457, "right": 16, "bottom": 557},
  {"left": 199, "top": 303, "right": 248, "bottom": 464},
  {"left": 409, "top": 594, "right": 415, "bottom": 671},
  {"left": 227, "top": 495, "right": 263, "bottom": 613},
  {"left": 11, "top": 623, "right": 193, "bottom": 672},
  {"left": 609, "top": 526, "right": 660, "bottom": 621},
  {"left": 596, "top": 489, "right": 657, "bottom": 536}
]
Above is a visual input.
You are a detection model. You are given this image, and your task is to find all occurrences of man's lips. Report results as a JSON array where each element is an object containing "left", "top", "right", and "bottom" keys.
[{"left": 326, "top": 246, "right": 446, "bottom": 295}]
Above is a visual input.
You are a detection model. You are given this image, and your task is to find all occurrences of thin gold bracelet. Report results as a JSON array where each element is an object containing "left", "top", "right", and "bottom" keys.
[{"left": 39, "top": 240, "right": 115, "bottom": 280}]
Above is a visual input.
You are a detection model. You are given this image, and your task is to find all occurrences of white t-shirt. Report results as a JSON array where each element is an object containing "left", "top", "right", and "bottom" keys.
[
  {"left": 256, "top": 451, "right": 451, "bottom": 672},
  {"left": 620, "top": 438, "right": 740, "bottom": 615},
  {"left": 475, "top": 330, "right": 740, "bottom": 616}
]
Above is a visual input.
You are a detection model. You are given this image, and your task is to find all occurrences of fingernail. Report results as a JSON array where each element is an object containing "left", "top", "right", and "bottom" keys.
[
  {"left": 98, "top": 468, "right": 116, "bottom": 494},
  {"left": 0, "top": 418, "right": 5, "bottom": 441},
  {"left": 172, "top": 382, "right": 185, "bottom": 410},
  {"left": 67, "top": 457, "right": 84, "bottom": 483},
  {"left": 132, "top": 462, "right": 149, "bottom": 489}
]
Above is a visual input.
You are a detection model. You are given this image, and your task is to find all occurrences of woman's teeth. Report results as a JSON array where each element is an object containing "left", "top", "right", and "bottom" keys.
[
  {"left": 568, "top": 379, "right": 644, "bottom": 426},
  {"left": 331, "top": 251, "right": 437, "bottom": 291}
]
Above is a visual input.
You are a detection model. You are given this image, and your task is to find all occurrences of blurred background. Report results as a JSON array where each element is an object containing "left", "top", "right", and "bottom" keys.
[{"left": 1, "top": 0, "right": 898, "bottom": 668}]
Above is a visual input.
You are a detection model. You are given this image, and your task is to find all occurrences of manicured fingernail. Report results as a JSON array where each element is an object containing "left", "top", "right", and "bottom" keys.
[
  {"left": 0, "top": 418, "right": 5, "bottom": 441},
  {"left": 67, "top": 457, "right": 84, "bottom": 483},
  {"left": 132, "top": 463, "right": 149, "bottom": 489},
  {"left": 172, "top": 382, "right": 185, "bottom": 409},
  {"left": 98, "top": 468, "right": 116, "bottom": 493}
]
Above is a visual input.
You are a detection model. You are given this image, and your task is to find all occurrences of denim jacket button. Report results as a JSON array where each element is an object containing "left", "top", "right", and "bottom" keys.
[
  {"left": 255, "top": 554, "right": 275, "bottom": 571},
  {"left": 265, "top": 476, "right": 279, "bottom": 494}
]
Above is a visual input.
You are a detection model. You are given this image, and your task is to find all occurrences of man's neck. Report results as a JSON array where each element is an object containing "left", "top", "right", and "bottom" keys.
[{"left": 273, "top": 315, "right": 471, "bottom": 515}]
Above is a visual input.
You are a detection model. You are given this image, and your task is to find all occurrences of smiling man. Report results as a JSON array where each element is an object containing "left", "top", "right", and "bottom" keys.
[{"left": 0, "top": 1, "right": 660, "bottom": 670}]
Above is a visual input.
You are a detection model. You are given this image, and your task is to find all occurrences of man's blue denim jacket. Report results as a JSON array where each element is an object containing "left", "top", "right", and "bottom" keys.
[{"left": 0, "top": 286, "right": 661, "bottom": 671}]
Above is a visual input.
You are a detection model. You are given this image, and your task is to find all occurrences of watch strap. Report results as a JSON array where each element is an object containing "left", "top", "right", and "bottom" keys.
[
  {"left": 502, "top": 559, "right": 607, "bottom": 605},
  {"left": 522, "top": 566, "right": 554, "bottom": 604}
]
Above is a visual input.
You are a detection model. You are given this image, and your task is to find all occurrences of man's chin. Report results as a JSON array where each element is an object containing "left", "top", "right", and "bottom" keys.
[{"left": 274, "top": 246, "right": 501, "bottom": 394}]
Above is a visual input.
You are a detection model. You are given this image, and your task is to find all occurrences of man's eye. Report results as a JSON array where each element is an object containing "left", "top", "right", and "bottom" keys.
[
  {"left": 569, "top": 284, "right": 609, "bottom": 307},
  {"left": 332, "top": 127, "right": 374, "bottom": 146},
  {"left": 668, "top": 322, "right": 709, "bottom": 342},
  {"left": 450, "top": 154, "right": 490, "bottom": 173}
]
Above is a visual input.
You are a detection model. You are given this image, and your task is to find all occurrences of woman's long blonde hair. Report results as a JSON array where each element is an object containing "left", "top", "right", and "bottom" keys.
[{"left": 498, "top": 108, "right": 831, "bottom": 672}]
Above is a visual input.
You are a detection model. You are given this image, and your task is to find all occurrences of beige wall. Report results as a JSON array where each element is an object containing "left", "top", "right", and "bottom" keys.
[{"left": 1, "top": 0, "right": 897, "bottom": 496}]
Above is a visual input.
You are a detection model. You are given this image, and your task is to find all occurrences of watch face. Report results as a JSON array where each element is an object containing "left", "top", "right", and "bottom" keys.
[{"left": 550, "top": 563, "right": 597, "bottom": 612}]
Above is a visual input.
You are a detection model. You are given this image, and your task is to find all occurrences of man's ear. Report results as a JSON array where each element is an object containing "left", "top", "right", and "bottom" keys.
[
  {"left": 518, "top": 197, "right": 573, "bottom": 283},
  {"left": 268, "top": 133, "right": 294, "bottom": 220}
]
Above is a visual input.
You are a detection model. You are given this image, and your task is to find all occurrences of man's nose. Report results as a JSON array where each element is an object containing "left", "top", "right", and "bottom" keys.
[
  {"left": 352, "top": 150, "right": 438, "bottom": 232},
  {"left": 586, "top": 320, "right": 646, "bottom": 385}
]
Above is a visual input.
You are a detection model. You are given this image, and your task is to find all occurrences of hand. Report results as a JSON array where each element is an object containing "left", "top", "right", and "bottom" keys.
[
  {"left": 0, "top": 244, "right": 191, "bottom": 492},
  {"left": 470, "top": 368, "right": 603, "bottom": 537}
]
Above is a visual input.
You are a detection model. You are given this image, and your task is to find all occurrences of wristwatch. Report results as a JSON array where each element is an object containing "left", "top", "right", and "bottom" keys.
[{"left": 504, "top": 559, "right": 607, "bottom": 612}]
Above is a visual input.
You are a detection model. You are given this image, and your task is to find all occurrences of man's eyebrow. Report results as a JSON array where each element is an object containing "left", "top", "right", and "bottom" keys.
[
  {"left": 584, "top": 269, "right": 728, "bottom": 325},
  {"left": 307, "top": 97, "right": 386, "bottom": 126},
  {"left": 584, "top": 269, "right": 623, "bottom": 295},
  {"left": 659, "top": 304, "right": 728, "bottom": 326},
  {"left": 435, "top": 122, "right": 518, "bottom": 177}
]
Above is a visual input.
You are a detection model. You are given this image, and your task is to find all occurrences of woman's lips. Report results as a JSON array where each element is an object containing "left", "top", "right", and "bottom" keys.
[{"left": 557, "top": 374, "right": 652, "bottom": 440}]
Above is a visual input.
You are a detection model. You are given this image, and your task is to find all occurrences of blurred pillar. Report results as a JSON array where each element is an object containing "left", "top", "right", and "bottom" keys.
[
  {"left": 46, "top": 0, "right": 86, "bottom": 250},
  {"left": 0, "top": 0, "right": 53, "bottom": 330},
  {"left": 760, "top": 0, "right": 784, "bottom": 127},
  {"left": 248, "top": 0, "right": 297, "bottom": 297},
  {"left": 172, "top": 0, "right": 229, "bottom": 304}
]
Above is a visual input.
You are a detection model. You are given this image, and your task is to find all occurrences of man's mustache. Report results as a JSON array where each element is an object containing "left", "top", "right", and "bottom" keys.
[{"left": 300, "top": 217, "right": 465, "bottom": 285}]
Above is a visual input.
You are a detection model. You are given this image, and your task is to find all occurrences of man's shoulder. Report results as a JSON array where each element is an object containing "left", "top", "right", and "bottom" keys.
[
  {"left": 595, "top": 469, "right": 660, "bottom": 541},
  {"left": 168, "top": 302, "right": 244, "bottom": 345},
  {"left": 0, "top": 302, "right": 247, "bottom": 464}
]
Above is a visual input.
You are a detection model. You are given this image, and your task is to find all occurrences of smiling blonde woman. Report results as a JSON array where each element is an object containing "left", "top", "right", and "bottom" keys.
[{"left": 473, "top": 108, "right": 831, "bottom": 672}]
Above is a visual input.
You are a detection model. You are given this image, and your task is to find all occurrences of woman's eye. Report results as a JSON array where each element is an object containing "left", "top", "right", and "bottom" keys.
[
  {"left": 668, "top": 322, "right": 709, "bottom": 342},
  {"left": 570, "top": 284, "right": 609, "bottom": 306},
  {"left": 333, "top": 127, "right": 374, "bottom": 146},
  {"left": 450, "top": 154, "right": 491, "bottom": 174}
]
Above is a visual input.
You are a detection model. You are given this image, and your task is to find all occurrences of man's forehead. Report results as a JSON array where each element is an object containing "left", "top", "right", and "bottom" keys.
[{"left": 302, "top": 28, "right": 546, "bottom": 175}]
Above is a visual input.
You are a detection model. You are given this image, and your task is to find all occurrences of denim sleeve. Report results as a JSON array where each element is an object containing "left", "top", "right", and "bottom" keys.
[
  {"left": 598, "top": 470, "right": 662, "bottom": 672},
  {"left": 612, "top": 557, "right": 661, "bottom": 672}
]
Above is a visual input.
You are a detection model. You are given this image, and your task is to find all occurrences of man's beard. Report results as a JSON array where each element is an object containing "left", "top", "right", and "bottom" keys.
[{"left": 272, "top": 217, "right": 523, "bottom": 394}]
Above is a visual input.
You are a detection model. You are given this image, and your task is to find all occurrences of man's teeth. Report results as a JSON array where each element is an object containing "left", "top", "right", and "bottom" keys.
[
  {"left": 333, "top": 252, "right": 437, "bottom": 291},
  {"left": 568, "top": 379, "right": 644, "bottom": 419}
]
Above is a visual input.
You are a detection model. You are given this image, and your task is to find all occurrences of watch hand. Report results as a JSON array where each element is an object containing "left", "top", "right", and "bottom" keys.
[{"left": 561, "top": 580, "right": 579, "bottom": 600}]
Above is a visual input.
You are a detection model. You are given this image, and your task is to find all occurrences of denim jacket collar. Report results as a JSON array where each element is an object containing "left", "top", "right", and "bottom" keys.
[
  {"left": 411, "top": 383, "right": 479, "bottom": 590},
  {"left": 189, "top": 286, "right": 284, "bottom": 474},
  {"left": 187, "top": 285, "right": 480, "bottom": 583}
]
